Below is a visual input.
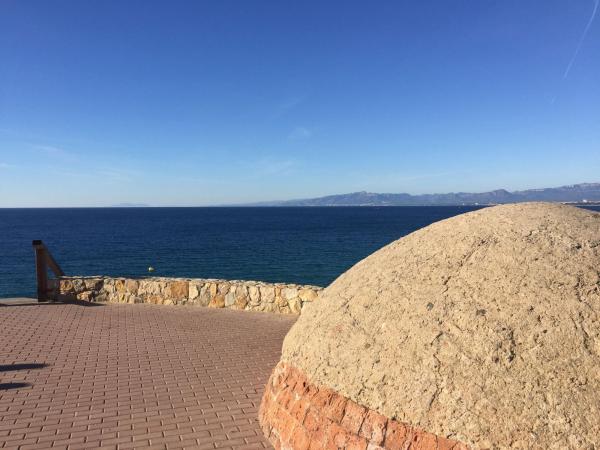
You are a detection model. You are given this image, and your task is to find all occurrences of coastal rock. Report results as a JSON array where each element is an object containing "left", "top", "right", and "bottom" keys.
[
  {"left": 198, "top": 284, "right": 212, "bottom": 307},
  {"left": 115, "top": 279, "right": 126, "bottom": 293},
  {"left": 224, "top": 287, "right": 236, "bottom": 307},
  {"left": 288, "top": 296, "right": 302, "bottom": 314},
  {"left": 274, "top": 287, "right": 287, "bottom": 307},
  {"left": 260, "top": 286, "right": 275, "bottom": 303},
  {"left": 188, "top": 281, "right": 201, "bottom": 300},
  {"left": 261, "top": 203, "right": 600, "bottom": 449},
  {"left": 85, "top": 278, "right": 104, "bottom": 291},
  {"left": 60, "top": 279, "right": 74, "bottom": 294},
  {"left": 77, "top": 291, "right": 93, "bottom": 301},
  {"left": 248, "top": 285, "right": 259, "bottom": 302},
  {"left": 234, "top": 285, "right": 249, "bottom": 309},
  {"left": 168, "top": 280, "right": 188, "bottom": 302},
  {"left": 262, "top": 302, "right": 277, "bottom": 313},
  {"left": 218, "top": 283, "right": 230, "bottom": 295},
  {"left": 147, "top": 295, "right": 162, "bottom": 305},
  {"left": 124, "top": 279, "right": 138, "bottom": 294},
  {"left": 298, "top": 288, "right": 318, "bottom": 303},
  {"left": 277, "top": 305, "right": 291, "bottom": 314},
  {"left": 281, "top": 287, "right": 298, "bottom": 301},
  {"left": 139, "top": 279, "right": 162, "bottom": 296},
  {"left": 209, "top": 294, "right": 226, "bottom": 308}
]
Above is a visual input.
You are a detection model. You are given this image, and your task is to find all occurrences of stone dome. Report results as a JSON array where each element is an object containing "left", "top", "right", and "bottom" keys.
[{"left": 260, "top": 203, "right": 600, "bottom": 449}]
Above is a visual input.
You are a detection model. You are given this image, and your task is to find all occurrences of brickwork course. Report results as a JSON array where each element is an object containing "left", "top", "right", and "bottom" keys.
[
  {"left": 0, "top": 300, "right": 295, "bottom": 449},
  {"left": 259, "top": 362, "right": 469, "bottom": 450}
]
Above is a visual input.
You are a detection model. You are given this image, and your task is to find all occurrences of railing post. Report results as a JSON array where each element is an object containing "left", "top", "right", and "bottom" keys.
[
  {"left": 32, "top": 240, "right": 48, "bottom": 302},
  {"left": 32, "top": 240, "right": 65, "bottom": 302}
]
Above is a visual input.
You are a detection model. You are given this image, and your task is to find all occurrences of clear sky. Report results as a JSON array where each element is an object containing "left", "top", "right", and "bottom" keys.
[{"left": 1, "top": 0, "right": 599, "bottom": 207}]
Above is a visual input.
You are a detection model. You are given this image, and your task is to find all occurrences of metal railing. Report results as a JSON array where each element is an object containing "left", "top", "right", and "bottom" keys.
[{"left": 32, "top": 240, "right": 65, "bottom": 302}]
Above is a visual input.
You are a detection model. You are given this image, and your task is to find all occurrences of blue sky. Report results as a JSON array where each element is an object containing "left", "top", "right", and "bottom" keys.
[{"left": 0, "top": 0, "right": 599, "bottom": 207}]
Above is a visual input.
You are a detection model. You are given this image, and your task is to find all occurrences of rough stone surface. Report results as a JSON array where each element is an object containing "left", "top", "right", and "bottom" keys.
[
  {"left": 282, "top": 203, "right": 600, "bottom": 449},
  {"left": 259, "top": 362, "right": 468, "bottom": 450},
  {"left": 48, "top": 276, "right": 322, "bottom": 315}
]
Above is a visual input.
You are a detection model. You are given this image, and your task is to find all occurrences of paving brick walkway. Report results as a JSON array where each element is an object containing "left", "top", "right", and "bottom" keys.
[{"left": 0, "top": 301, "right": 296, "bottom": 449}]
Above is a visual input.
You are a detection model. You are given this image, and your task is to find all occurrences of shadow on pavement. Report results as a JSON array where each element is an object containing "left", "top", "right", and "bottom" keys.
[
  {"left": 0, "top": 382, "right": 30, "bottom": 391},
  {"left": 0, "top": 363, "right": 48, "bottom": 372},
  {"left": 0, "top": 299, "right": 104, "bottom": 307}
]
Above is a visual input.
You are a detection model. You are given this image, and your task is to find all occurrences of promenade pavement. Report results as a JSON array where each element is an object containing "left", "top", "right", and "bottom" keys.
[{"left": 0, "top": 300, "right": 295, "bottom": 449}]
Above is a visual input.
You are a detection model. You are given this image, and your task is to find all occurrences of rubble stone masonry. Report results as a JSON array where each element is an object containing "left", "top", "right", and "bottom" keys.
[{"left": 48, "top": 276, "right": 322, "bottom": 314}]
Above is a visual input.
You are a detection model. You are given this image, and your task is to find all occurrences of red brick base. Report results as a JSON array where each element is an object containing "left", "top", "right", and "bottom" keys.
[{"left": 259, "top": 362, "right": 469, "bottom": 450}]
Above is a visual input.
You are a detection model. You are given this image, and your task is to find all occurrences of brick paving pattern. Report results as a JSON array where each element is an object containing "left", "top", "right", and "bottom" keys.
[{"left": 0, "top": 301, "right": 295, "bottom": 449}]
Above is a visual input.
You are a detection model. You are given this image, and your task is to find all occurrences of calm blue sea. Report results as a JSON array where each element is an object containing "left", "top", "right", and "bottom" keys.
[{"left": 1, "top": 206, "right": 599, "bottom": 298}]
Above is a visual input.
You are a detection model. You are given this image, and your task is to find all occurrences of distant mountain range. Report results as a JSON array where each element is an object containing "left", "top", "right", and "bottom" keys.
[
  {"left": 109, "top": 203, "right": 150, "bottom": 207},
  {"left": 247, "top": 183, "right": 600, "bottom": 206}
]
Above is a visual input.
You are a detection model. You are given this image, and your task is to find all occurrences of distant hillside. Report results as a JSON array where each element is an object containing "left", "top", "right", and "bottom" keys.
[
  {"left": 109, "top": 203, "right": 150, "bottom": 207},
  {"left": 248, "top": 183, "right": 600, "bottom": 206}
]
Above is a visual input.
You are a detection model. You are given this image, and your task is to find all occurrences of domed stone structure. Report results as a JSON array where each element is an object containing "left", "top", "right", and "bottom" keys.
[{"left": 259, "top": 203, "right": 600, "bottom": 449}]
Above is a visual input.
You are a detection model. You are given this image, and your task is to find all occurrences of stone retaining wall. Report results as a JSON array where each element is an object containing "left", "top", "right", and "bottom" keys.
[
  {"left": 259, "top": 362, "right": 469, "bottom": 450},
  {"left": 48, "top": 276, "right": 322, "bottom": 314}
]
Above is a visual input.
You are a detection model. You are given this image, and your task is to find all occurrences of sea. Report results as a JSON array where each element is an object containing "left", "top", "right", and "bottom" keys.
[{"left": 1, "top": 205, "right": 599, "bottom": 298}]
